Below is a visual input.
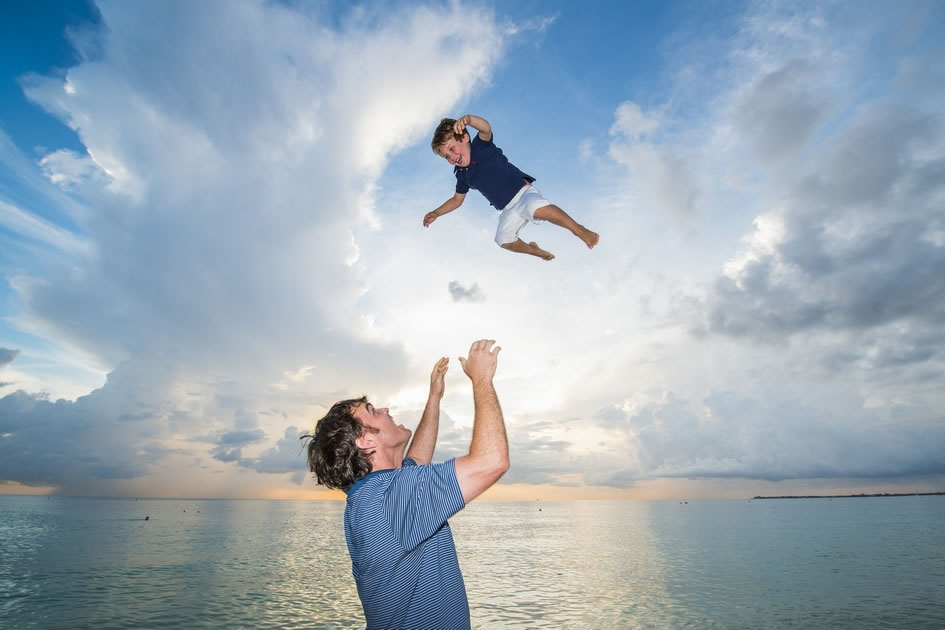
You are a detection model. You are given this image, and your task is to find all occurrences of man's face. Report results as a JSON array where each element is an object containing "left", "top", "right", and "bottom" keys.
[
  {"left": 352, "top": 401, "right": 411, "bottom": 451},
  {"left": 437, "top": 133, "right": 471, "bottom": 167}
]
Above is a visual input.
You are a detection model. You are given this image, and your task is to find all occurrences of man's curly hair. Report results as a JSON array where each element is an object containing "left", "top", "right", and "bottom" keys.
[
  {"left": 431, "top": 118, "right": 465, "bottom": 154},
  {"left": 301, "top": 396, "right": 374, "bottom": 490}
]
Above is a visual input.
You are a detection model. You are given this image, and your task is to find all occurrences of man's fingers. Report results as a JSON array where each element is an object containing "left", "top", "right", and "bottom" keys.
[
  {"left": 469, "top": 338, "right": 496, "bottom": 353},
  {"left": 491, "top": 345, "right": 502, "bottom": 356}
]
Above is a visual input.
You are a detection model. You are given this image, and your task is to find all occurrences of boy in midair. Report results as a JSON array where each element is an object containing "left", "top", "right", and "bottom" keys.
[{"left": 425, "top": 114, "right": 599, "bottom": 260}]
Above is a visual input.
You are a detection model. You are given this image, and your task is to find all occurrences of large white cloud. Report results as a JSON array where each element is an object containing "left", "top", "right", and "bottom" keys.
[{"left": 1, "top": 0, "right": 508, "bottom": 493}]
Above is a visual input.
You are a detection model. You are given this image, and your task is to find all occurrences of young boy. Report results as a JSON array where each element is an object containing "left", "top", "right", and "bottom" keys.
[{"left": 424, "top": 114, "right": 599, "bottom": 260}]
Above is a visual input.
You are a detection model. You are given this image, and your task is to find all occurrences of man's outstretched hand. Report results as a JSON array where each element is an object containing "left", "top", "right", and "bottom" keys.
[
  {"left": 429, "top": 356, "right": 448, "bottom": 400},
  {"left": 458, "top": 339, "right": 500, "bottom": 384}
]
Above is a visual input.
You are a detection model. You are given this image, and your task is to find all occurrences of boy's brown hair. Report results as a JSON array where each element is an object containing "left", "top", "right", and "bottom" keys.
[{"left": 431, "top": 118, "right": 466, "bottom": 155}]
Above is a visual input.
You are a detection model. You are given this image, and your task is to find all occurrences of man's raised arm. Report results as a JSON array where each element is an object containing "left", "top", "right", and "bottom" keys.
[
  {"left": 405, "top": 357, "right": 448, "bottom": 465},
  {"left": 454, "top": 339, "right": 509, "bottom": 503}
]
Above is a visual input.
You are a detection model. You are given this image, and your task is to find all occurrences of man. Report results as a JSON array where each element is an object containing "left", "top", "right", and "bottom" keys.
[{"left": 304, "top": 339, "right": 508, "bottom": 630}]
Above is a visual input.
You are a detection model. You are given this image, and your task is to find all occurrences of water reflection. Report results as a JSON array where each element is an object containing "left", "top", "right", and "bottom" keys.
[
  {"left": 453, "top": 500, "right": 675, "bottom": 629},
  {"left": 1, "top": 495, "right": 943, "bottom": 629}
]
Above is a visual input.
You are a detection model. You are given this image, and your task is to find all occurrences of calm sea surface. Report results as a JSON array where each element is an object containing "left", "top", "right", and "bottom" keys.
[{"left": 1, "top": 495, "right": 943, "bottom": 629}]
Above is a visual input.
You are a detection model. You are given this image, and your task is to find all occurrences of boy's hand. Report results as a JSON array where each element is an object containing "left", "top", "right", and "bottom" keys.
[
  {"left": 453, "top": 115, "right": 472, "bottom": 137},
  {"left": 458, "top": 339, "right": 500, "bottom": 384},
  {"left": 423, "top": 211, "right": 439, "bottom": 227},
  {"left": 429, "top": 357, "right": 448, "bottom": 400}
]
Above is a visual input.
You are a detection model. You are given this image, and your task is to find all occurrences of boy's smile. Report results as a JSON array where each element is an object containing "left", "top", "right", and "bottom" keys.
[{"left": 439, "top": 134, "right": 471, "bottom": 167}]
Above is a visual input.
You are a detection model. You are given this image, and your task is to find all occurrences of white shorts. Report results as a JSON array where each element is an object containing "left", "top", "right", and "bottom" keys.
[{"left": 494, "top": 184, "right": 549, "bottom": 246}]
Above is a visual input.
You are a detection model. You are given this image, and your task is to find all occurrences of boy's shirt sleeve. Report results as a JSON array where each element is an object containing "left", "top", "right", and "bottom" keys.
[
  {"left": 386, "top": 458, "right": 466, "bottom": 551},
  {"left": 455, "top": 171, "right": 470, "bottom": 195},
  {"left": 473, "top": 132, "right": 493, "bottom": 147}
]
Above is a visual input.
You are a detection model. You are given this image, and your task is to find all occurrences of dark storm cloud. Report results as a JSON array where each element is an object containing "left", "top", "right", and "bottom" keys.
[
  {"left": 448, "top": 281, "right": 485, "bottom": 303},
  {"left": 597, "top": 389, "right": 945, "bottom": 485},
  {"left": 210, "top": 428, "right": 266, "bottom": 464},
  {"left": 217, "top": 429, "right": 266, "bottom": 446},
  {"left": 233, "top": 426, "right": 304, "bottom": 474},
  {"left": 0, "top": 370, "right": 181, "bottom": 487},
  {"left": 698, "top": 95, "right": 945, "bottom": 374}
]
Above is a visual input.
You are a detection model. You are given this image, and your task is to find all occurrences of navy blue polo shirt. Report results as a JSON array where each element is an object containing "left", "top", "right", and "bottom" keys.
[
  {"left": 454, "top": 133, "right": 534, "bottom": 210},
  {"left": 344, "top": 458, "right": 469, "bottom": 629}
]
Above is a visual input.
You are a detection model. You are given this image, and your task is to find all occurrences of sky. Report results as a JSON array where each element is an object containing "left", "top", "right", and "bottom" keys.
[{"left": 1, "top": 0, "right": 943, "bottom": 500}]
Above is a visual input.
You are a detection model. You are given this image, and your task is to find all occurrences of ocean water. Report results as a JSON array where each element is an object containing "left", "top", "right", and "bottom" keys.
[{"left": 1, "top": 495, "right": 943, "bottom": 629}]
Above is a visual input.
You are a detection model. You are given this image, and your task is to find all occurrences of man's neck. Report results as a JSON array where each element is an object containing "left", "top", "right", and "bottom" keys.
[{"left": 369, "top": 448, "right": 404, "bottom": 472}]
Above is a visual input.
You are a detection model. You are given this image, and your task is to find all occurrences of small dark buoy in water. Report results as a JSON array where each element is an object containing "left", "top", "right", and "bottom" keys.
[{"left": 145, "top": 516, "right": 149, "bottom": 521}]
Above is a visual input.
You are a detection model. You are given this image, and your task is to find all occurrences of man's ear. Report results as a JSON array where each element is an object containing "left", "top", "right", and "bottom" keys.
[{"left": 355, "top": 432, "right": 377, "bottom": 452}]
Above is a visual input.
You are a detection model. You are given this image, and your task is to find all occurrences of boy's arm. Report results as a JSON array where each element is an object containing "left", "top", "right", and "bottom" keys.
[
  {"left": 423, "top": 192, "right": 465, "bottom": 227},
  {"left": 454, "top": 114, "right": 491, "bottom": 142}
]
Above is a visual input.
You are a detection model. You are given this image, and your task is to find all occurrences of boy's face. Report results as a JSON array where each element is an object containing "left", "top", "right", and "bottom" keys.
[{"left": 437, "top": 132, "right": 471, "bottom": 167}]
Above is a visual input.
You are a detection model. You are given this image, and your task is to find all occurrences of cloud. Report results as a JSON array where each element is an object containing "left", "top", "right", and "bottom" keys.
[
  {"left": 4, "top": 0, "right": 943, "bottom": 498},
  {"left": 621, "top": 388, "right": 945, "bottom": 482},
  {"left": 696, "top": 97, "right": 945, "bottom": 358},
  {"left": 0, "top": 349, "right": 18, "bottom": 389},
  {"left": 0, "top": 348, "right": 19, "bottom": 367},
  {"left": 211, "top": 427, "right": 266, "bottom": 463},
  {"left": 0, "top": 1, "right": 508, "bottom": 494},
  {"left": 39, "top": 148, "right": 111, "bottom": 192},
  {"left": 734, "top": 59, "right": 830, "bottom": 166},
  {"left": 0, "top": 363, "right": 182, "bottom": 487},
  {"left": 448, "top": 281, "right": 485, "bottom": 303},
  {"left": 607, "top": 101, "right": 700, "bottom": 226},
  {"left": 0, "top": 200, "right": 90, "bottom": 256},
  {"left": 586, "top": 1, "right": 945, "bottom": 489},
  {"left": 233, "top": 425, "right": 309, "bottom": 484}
]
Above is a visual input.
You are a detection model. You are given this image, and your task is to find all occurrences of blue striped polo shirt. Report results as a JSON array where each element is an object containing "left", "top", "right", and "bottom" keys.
[
  {"left": 344, "top": 458, "right": 469, "bottom": 630},
  {"left": 454, "top": 133, "right": 535, "bottom": 210}
]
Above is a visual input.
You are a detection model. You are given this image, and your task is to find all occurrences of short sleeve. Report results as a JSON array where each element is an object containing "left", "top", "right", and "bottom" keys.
[
  {"left": 473, "top": 132, "right": 493, "bottom": 147},
  {"left": 386, "top": 459, "right": 466, "bottom": 550},
  {"left": 455, "top": 173, "right": 470, "bottom": 195}
]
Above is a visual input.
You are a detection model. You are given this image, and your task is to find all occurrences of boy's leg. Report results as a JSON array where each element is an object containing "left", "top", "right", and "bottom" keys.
[
  {"left": 500, "top": 239, "right": 555, "bottom": 260},
  {"left": 533, "top": 205, "right": 599, "bottom": 249}
]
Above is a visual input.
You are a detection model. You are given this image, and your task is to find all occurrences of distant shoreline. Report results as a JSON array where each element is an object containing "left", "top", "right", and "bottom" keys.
[{"left": 752, "top": 492, "right": 945, "bottom": 500}]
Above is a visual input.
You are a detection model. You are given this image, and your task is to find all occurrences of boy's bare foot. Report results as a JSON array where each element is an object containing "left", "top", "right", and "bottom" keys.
[
  {"left": 577, "top": 226, "right": 599, "bottom": 249},
  {"left": 500, "top": 239, "right": 555, "bottom": 260},
  {"left": 529, "top": 242, "right": 555, "bottom": 260}
]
